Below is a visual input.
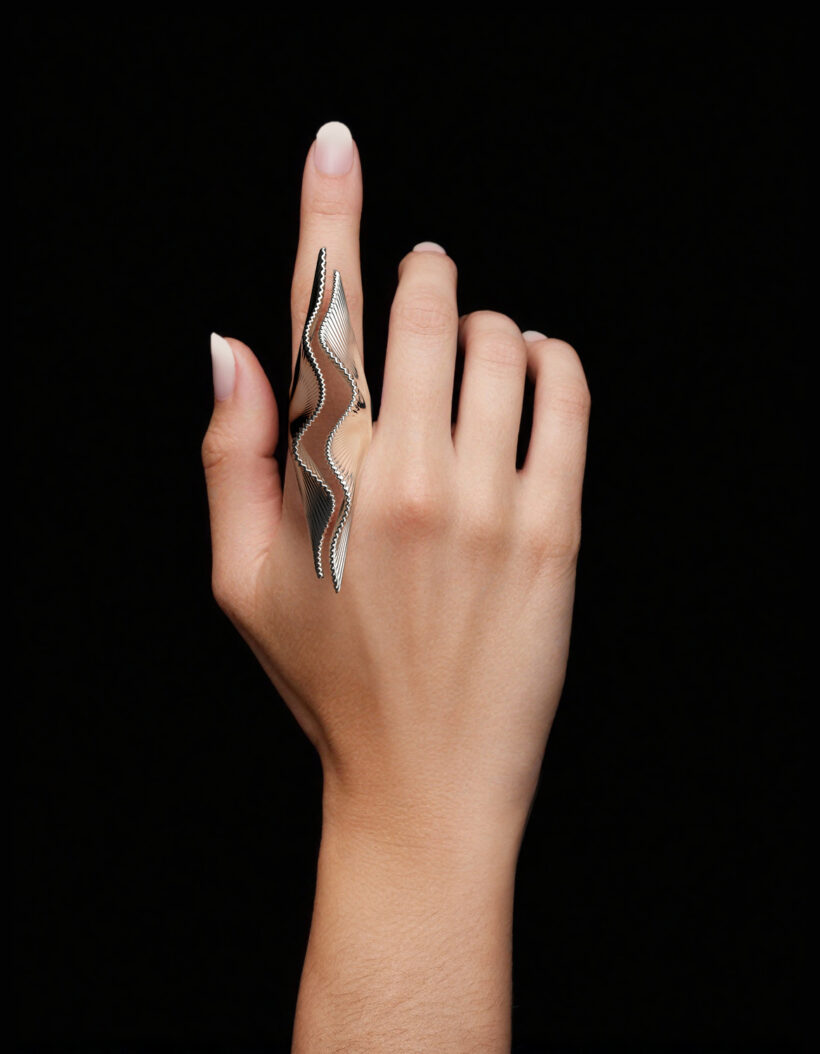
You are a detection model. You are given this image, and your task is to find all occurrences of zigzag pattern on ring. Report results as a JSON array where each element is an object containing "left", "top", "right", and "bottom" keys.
[
  {"left": 288, "top": 247, "right": 335, "bottom": 580},
  {"left": 319, "top": 269, "right": 364, "bottom": 592},
  {"left": 288, "top": 247, "right": 371, "bottom": 592}
]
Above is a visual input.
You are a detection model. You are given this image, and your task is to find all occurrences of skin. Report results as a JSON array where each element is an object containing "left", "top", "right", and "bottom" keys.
[{"left": 202, "top": 132, "right": 590, "bottom": 1052}]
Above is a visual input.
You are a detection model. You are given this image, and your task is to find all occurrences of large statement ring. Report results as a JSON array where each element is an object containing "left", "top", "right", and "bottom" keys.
[{"left": 288, "top": 247, "right": 373, "bottom": 592}]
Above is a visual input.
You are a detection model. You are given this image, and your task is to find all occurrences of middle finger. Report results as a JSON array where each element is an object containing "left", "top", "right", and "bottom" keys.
[{"left": 379, "top": 244, "right": 459, "bottom": 454}]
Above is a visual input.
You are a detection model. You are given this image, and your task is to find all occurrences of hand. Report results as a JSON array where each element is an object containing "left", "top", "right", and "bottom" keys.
[
  {"left": 202, "top": 121, "right": 590, "bottom": 1052},
  {"left": 202, "top": 123, "right": 589, "bottom": 837}
]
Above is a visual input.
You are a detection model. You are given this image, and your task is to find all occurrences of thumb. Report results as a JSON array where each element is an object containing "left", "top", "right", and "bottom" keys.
[{"left": 202, "top": 333, "right": 282, "bottom": 612}]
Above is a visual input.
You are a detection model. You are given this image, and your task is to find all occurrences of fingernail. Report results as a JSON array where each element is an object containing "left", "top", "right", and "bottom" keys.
[
  {"left": 314, "top": 121, "right": 354, "bottom": 175},
  {"left": 522, "top": 330, "right": 548, "bottom": 342},
  {"left": 413, "top": 241, "right": 447, "bottom": 254},
  {"left": 210, "top": 332, "right": 236, "bottom": 400}
]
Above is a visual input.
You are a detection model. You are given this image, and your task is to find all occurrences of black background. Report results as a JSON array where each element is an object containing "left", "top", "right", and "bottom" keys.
[{"left": 15, "top": 12, "right": 805, "bottom": 1052}]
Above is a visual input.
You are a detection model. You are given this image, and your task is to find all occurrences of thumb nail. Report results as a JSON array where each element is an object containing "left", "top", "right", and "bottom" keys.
[{"left": 210, "top": 333, "right": 236, "bottom": 400}]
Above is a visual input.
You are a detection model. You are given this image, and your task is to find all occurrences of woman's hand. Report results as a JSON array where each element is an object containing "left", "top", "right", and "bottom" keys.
[
  {"left": 202, "top": 120, "right": 589, "bottom": 838},
  {"left": 202, "top": 121, "right": 590, "bottom": 1051}
]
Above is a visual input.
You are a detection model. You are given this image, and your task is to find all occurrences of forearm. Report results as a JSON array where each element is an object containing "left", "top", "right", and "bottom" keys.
[{"left": 291, "top": 786, "right": 525, "bottom": 1053}]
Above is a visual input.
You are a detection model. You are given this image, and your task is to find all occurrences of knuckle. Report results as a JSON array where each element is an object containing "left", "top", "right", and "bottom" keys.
[
  {"left": 472, "top": 331, "right": 528, "bottom": 375},
  {"left": 201, "top": 420, "right": 240, "bottom": 474},
  {"left": 548, "top": 380, "right": 592, "bottom": 424},
  {"left": 520, "top": 508, "right": 582, "bottom": 566},
  {"left": 392, "top": 288, "right": 455, "bottom": 339},
  {"left": 384, "top": 476, "right": 447, "bottom": 535},
  {"left": 307, "top": 188, "right": 358, "bottom": 219}
]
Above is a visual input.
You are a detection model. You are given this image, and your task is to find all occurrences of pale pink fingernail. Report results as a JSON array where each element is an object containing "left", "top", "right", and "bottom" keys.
[
  {"left": 314, "top": 121, "right": 354, "bottom": 175},
  {"left": 522, "top": 330, "right": 548, "bottom": 342},
  {"left": 210, "top": 332, "right": 236, "bottom": 400},
  {"left": 412, "top": 241, "right": 447, "bottom": 254}
]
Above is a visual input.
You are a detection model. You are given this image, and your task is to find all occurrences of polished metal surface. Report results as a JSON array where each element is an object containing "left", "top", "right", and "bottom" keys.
[{"left": 288, "top": 247, "right": 372, "bottom": 591}]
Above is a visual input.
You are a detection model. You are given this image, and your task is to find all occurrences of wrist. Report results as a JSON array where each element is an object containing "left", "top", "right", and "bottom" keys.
[
  {"left": 319, "top": 761, "right": 529, "bottom": 882},
  {"left": 293, "top": 771, "right": 522, "bottom": 1052}
]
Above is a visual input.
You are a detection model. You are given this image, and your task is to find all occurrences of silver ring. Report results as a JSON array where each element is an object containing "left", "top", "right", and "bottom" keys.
[{"left": 288, "top": 247, "right": 372, "bottom": 592}]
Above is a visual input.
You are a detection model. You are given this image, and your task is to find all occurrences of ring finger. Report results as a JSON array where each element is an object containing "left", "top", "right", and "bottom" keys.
[{"left": 454, "top": 311, "right": 528, "bottom": 493}]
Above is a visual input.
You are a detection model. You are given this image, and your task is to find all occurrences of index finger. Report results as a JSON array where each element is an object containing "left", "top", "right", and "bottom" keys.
[{"left": 290, "top": 121, "right": 364, "bottom": 371}]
